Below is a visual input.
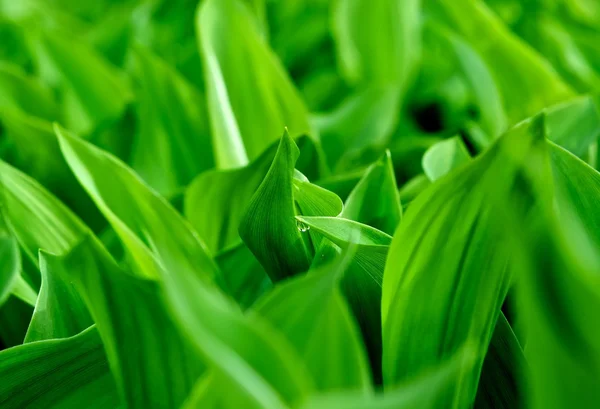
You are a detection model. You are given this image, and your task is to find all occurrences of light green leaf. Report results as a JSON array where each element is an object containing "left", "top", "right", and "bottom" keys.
[
  {"left": 382, "top": 115, "right": 548, "bottom": 405},
  {"left": 333, "top": 0, "right": 421, "bottom": 88},
  {"left": 197, "top": 0, "right": 314, "bottom": 165},
  {"left": 422, "top": 136, "right": 472, "bottom": 182},
  {"left": 254, "top": 251, "right": 372, "bottom": 393},
  {"left": 127, "top": 46, "right": 214, "bottom": 196},
  {"left": 0, "top": 326, "right": 120, "bottom": 409},
  {"left": 342, "top": 151, "right": 402, "bottom": 236}
]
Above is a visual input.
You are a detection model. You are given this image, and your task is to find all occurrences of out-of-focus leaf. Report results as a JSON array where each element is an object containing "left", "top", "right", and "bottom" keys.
[
  {"left": 182, "top": 371, "right": 263, "bottom": 409},
  {"left": 0, "top": 62, "right": 57, "bottom": 120},
  {"left": 398, "top": 174, "right": 431, "bottom": 205},
  {"left": 431, "top": 0, "right": 574, "bottom": 123},
  {"left": 29, "top": 29, "right": 132, "bottom": 135},
  {"left": 508, "top": 191, "right": 600, "bottom": 409},
  {"left": 0, "top": 160, "right": 92, "bottom": 342},
  {"left": 0, "top": 235, "right": 19, "bottom": 306},
  {"left": 545, "top": 95, "right": 600, "bottom": 158},
  {"left": 475, "top": 312, "right": 525, "bottom": 409},
  {"left": 42, "top": 235, "right": 203, "bottom": 409},
  {"left": 0, "top": 110, "right": 105, "bottom": 232},
  {"left": 254, "top": 250, "right": 372, "bottom": 393},
  {"left": 342, "top": 151, "right": 401, "bottom": 236},
  {"left": 57, "top": 125, "right": 316, "bottom": 408},
  {"left": 333, "top": 0, "right": 421, "bottom": 88},
  {"left": 382, "top": 115, "right": 548, "bottom": 405},
  {"left": 299, "top": 344, "right": 477, "bottom": 409},
  {"left": 127, "top": 46, "right": 214, "bottom": 196},
  {"left": 422, "top": 136, "right": 472, "bottom": 181},
  {"left": 549, "top": 142, "right": 600, "bottom": 246},
  {"left": 11, "top": 275, "right": 37, "bottom": 307},
  {"left": 197, "top": 0, "right": 314, "bottom": 165},
  {"left": 314, "top": 86, "right": 400, "bottom": 171},
  {"left": 240, "top": 131, "right": 342, "bottom": 282},
  {"left": 0, "top": 326, "right": 121, "bottom": 409}
]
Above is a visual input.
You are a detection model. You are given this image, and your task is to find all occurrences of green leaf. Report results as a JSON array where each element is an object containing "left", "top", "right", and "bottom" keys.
[
  {"left": 239, "top": 131, "right": 342, "bottom": 281},
  {"left": 431, "top": 0, "right": 574, "bottom": 124},
  {"left": 0, "top": 160, "right": 92, "bottom": 342},
  {"left": 0, "top": 296, "right": 33, "bottom": 347},
  {"left": 545, "top": 95, "right": 600, "bottom": 158},
  {"left": 253, "top": 250, "right": 372, "bottom": 393},
  {"left": 42, "top": 235, "right": 204, "bottom": 408},
  {"left": 333, "top": 0, "right": 421, "bottom": 88},
  {"left": 0, "top": 61, "right": 57, "bottom": 120},
  {"left": 56, "top": 124, "right": 316, "bottom": 407},
  {"left": 0, "top": 235, "right": 19, "bottom": 306},
  {"left": 382, "top": 115, "right": 548, "bottom": 405},
  {"left": 299, "top": 344, "right": 477, "bottom": 409},
  {"left": 185, "top": 142, "right": 277, "bottom": 254},
  {"left": 127, "top": 46, "right": 214, "bottom": 196},
  {"left": 422, "top": 136, "right": 472, "bottom": 182},
  {"left": 197, "top": 0, "right": 314, "bottom": 165},
  {"left": 475, "top": 313, "right": 525, "bottom": 409},
  {"left": 298, "top": 215, "right": 391, "bottom": 385},
  {"left": 29, "top": 29, "right": 132, "bottom": 135},
  {"left": 0, "top": 326, "right": 121, "bottom": 409},
  {"left": 342, "top": 151, "right": 402, "bottom": 236}
]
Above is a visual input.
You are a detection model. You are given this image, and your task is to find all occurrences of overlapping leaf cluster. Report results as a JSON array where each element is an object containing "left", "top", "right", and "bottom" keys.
[{"left": 1, "top": 0, "right": 600, "bottom": 408}]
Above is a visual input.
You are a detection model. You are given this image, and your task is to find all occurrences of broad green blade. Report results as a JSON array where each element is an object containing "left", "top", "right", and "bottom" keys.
[
  {"left": 57, "top": 125, "right": 315, "bottom": 407},
  {"left": 182, "top": 371, "right": 269, "bottom": 409},
  {"left": 0, "top": 235, "right": 19, "bottom": 306},
  {"left": 0, "top": 160, "right": 92, "bottom": 342},
  {"left": 11, "top": 275, "right": 37, "bottom": 307},
  {"left": 41, "top": 235, "right": 203, "bottom": 408},
  {"left": 197, "top": 0, "right": 314, "bottom": 165},
  {"left": 299, "top": 344, "right": 477, "bottom": 409},
  {"left": 240, "top": 131, "right": 342, "bottom": 281},
  {"left": 508, "top": 200, "right": 600, "bottom": 409},
  {"left": 185, "top": 142, "right": 277, "bottom": 254},
  {"left": 127, "top": 46, "right": 214, "bottom": 196},
  {"left": 297, "top": 216, "right": 392, "bottom": 247},
  {"left": 422, "top": 136, "right": 472, "bottom": 181},
  {"left": 29, "top": 29, "right": 132, "bottom": 135},
  {"left": 0, "top": 326, "right": 120, "bottom": 409},
  {"left": 253, "top": 251, "right": 372, "bottom": 393},
  {"left": 333, "top": 0, "right": 421, "bottom": 88},
  {"left": 431, "top": 0, "right": 573, "bottom": 124},
  {"left": 0, "top": 62, "right": 57, "bottom": 120},
  {"left": 382, "top": 115, "right": 549, "bottom": 405},
  {"left": 342, "top": 151, "right": 402, "bottom": 236},
  {"left": 56, "top": 124, "right": 221, "bottom": 285},
  {"left": 475, "top": 313, "right": 525, "bottom": 409},
  {"left": 545, "top": 95, "right": 600, "bottom": 157}
]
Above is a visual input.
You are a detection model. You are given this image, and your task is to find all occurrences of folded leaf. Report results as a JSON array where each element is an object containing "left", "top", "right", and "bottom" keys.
[{"left": 240, "top": 131, "right": 342, "bottom": 281}]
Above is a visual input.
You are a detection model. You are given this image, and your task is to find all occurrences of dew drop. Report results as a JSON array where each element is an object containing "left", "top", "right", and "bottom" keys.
[{"left": 296, "top": 220, "right": 310, "bottom": 233}]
